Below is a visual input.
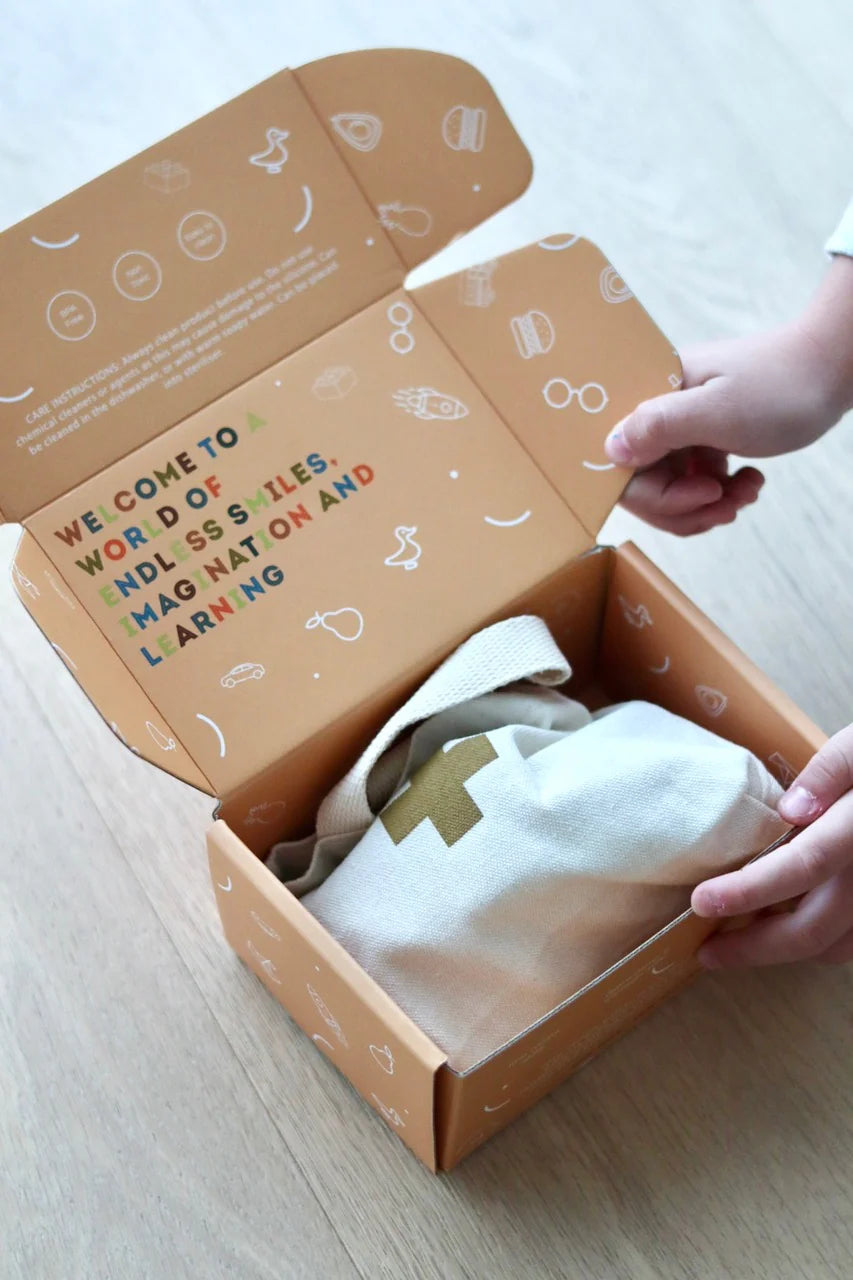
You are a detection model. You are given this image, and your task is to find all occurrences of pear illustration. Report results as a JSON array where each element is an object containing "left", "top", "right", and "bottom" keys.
[
  {"left": 305, "top": 607, "right": 365, "bottom": 643},
  {"left": 384, "top": 525, "right": 422, "bottom": 571}
]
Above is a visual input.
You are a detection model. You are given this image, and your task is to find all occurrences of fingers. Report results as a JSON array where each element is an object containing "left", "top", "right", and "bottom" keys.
[
  {"left": 698, "top": 864, "right": 853, "bottom": 968},
  {"left": 620, "top": 464, "right": 764, "bottom": 535},
  {"left": 692, "top": 789, "right": 853, "bottom": 918},
  {"left": 777, "top": 723, "right": 853, "bottom": 826},
  {"left": 605, "top": 386, "right": 715, "bottom": 468}
]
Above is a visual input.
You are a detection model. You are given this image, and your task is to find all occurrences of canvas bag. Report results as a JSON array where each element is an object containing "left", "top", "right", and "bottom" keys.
[{"left": 269, "top": 616, "right": 786, "bottom": 1070}]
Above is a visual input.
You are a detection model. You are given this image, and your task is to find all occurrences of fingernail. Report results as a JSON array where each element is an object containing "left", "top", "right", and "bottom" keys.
[
  {"left": 605, "top": 423, "right": 634, "bottom": 465},
  {"left": 779, "top": 785, "right": 821, "bottom": 823}
]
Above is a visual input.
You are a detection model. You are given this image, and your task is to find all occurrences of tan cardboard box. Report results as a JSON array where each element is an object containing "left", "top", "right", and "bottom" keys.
[{"left": 3, "top": 49, "right": 825, "bottom": 1171}]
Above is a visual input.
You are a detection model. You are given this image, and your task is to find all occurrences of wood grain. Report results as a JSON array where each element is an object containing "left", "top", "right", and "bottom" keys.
[{"left": 2, "top": 2, "right": 852, "bottom": 1276}]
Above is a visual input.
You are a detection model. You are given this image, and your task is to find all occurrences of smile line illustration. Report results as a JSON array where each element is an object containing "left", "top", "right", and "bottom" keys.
[
  {"left": 0, "top": 387, "right": 34, "bottom": 403},
  {"left": 293, "top": 185, "right": 313, "bottom": 232},
  {"left": 197, "top": 712, "right": 227, "bottom": 757},
  {"left": 484, "top": 511, "right": 532, "bottom": 527},
  {"left": 30, "top": 233, "right": 80, "bottom": 249}
]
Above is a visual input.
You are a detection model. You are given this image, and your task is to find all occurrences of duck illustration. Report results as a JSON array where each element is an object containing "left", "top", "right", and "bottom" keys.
[
  {"left": 384, "top": 525, "right": 422, "bottom": 571},
  {"left": 249, "top": 127, "right": 291, "bottom": 174},
  {"left": 392, "top": 387, "right": 469, "bottom": 421},
  {"left": 377, "top": 202, "right": 433, "bottom": 238}
]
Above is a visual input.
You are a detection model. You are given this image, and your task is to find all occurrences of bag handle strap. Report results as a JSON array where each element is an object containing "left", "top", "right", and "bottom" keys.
[{"left": 316, "top": 615, "right": 571, "bottom": 836}]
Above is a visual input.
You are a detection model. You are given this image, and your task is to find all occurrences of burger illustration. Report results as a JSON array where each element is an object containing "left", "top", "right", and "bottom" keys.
[
  {"left": 510, "top": 309, "right": 556, "bottom": 359},
  {"left": 441, "top": 104, "right": 487, "bottom": 153}
]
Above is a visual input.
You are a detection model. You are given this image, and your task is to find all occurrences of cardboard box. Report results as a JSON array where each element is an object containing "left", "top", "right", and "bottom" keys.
[{"left": 3, "top": 49, "right": 825, "bottom": 1171}]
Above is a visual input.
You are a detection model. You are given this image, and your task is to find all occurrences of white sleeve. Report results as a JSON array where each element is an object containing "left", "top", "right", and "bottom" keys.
[{"left": 825, "top": 199, "right": 853, "bottom": 256}]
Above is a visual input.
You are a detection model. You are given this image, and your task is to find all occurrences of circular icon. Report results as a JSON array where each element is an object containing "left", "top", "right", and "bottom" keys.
[
  {"left": 46, "top": 291, "right": 96, "bottom": 342},
  {"left": 387, "top": 301, "right": 413, "bottom": 326},
  {"left": 389, "top": 328, "right": 415, "bottom": 355},
  {"left": 177, "top": 210, "right": 227, "bottom": 261},
  {"left": 112, "top": 250, "right": 162, "bottom": 301},
  {"left": 542, "top": 377, "right": 608, "bottom": 414}
]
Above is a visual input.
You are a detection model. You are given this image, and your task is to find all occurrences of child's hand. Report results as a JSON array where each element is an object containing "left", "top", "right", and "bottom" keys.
[
  {"left": 691, "top": 725, "right": 853, "bottom": 966},
  {"left": 605, "top": 256, "right": 853, "bottom": 535}
]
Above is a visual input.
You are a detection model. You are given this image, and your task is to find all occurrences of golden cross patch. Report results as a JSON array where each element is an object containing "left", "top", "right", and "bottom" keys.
[{"left": 380, "top": 735, "right": 498, "bottom": 848}]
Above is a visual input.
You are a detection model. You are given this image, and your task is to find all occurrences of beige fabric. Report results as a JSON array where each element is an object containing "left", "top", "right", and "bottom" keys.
[{"left": 268, "top": 618, "right": 787, "bottom": 1070}]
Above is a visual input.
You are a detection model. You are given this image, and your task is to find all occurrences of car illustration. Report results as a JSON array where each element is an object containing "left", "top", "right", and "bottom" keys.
[{"left": 220, "top": 662, "right": 266, "bottom": 689}]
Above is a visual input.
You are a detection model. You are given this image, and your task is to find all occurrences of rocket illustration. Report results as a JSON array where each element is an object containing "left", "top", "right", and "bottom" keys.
[
  {"left": 383, "top": 525, "right": 422, "bottom": 571},
  {"left": 392, "top": 387, "right": 469, "bottom": 421},
  {"left": 377, "top": 202, "right": 433, "bottom": 238}
]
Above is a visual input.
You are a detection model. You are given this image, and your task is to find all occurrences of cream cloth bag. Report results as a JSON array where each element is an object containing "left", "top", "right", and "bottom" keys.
[{"left": 268, "top": 617, "right": 785, "bottom": 1070}]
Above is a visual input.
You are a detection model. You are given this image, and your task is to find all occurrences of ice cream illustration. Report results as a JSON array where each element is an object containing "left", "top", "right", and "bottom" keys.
[
  {"left": 330, "top": 112, "right": 383, "bottom": 152},
  {"left": 307, "top": 983, "right": 349, "bottom": 1047},
  {"left": 146, "top": 720, "right": 176, "bottom": 751},
  {"left": 305, "top": 607, "right": 365, "bottom": 643},
  {"left": 384, "top": 525, "right": 422, "bottom": 571},
  {"left": 599, "top": 265, "right": 634, "bottom": 304},
  {"left": 249, "top": 127, "right": 290, "bottom": 174},
  {"left": 392, "top": 387, "right": 469, "bottom": 421},
  {"left": 768, "top": 751, "right": 797, "bottom": 787},
  {"left": 510, "top": 309, "right": 555, "bottom": 358},
  {"left": 442, "top": 105, "right": 488, "bottom": 152},
  {"left": 459, "top": 260, "right": 497, "bottom": 307},
  {"left": 695, "top": 685, "right": 728, "bottom": 718},
  {"left": 377, "top": 202, "right": 433, "bottom": 238}
]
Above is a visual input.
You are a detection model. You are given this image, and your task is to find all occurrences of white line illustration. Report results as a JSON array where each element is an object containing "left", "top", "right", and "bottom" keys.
[
  {"left": 144, "top": 160, "right": 190, "bottom": 193},
  {"left": 542, "top": 377, "right": 608, "bottom": 414},
  {"left": 442, "top": 105, "right": 487, "bottom": 152},
  {"left": 249, "top": 126, "right": 290, "bottom": 173},
  {"left": 599, "top": 265, "right": 634, "bottom": 304},
  {"left": 312, "top": 366, "right": 357, "bottom": 400},
  {"left": 370, "top": 1093, "right": 406, "bottom": 1128},
  {"left": 250, "top": 910, "right": 281, "bottom": 940},
  {"left": 307, "top": 984, "right": 349, "bottom": 1047},
  {"left": 369, "top": 1044, "right": 396, "bottom": 1075},
  {"left": 46, "top": 291, "right": 96, "bottom": 342},
  {"left": 330, "top": 112, "right": 383, "bottom": 151},
  {"left": 30, "top": 233, "right": 80, "bottom": 250},
  {"left": 695, "top": 685, "right": 728, "bottom": 717},
  {"left": 510, "top": 310, "right": 555, "bottom": 358},
  {"left": 483, "top": 1099, "right": 511, "bottom": 1113},
  {"left": 648, "top": 656, "right": 671, "bottom": 674},
  {"left": 293, "top": 185, "right": 313, "bottom": 233},
  {"left": 0, "top": 387, "right": 34, "bottom": 403},
  {"left": 216, "top": 876, "right": 233, "bottom": 892},
  {"left": 618, "top": 595, "right": 653, "bottom": 629},
  {"left": 537, "top": 234, "right": 580, "bottom": 251},
  {"left": 312, "top": 1034, "right": 336, "bottom": 1052},
  {"left": 387, "top": 300, "right": 415, "bottom": 355},
  {"left": 44, "top": 570, "right": 76, "bottom": 608},
  {"left": 582, "top": 460, "right": 617, "bottom": 472},
  {"left": 247, "top": 939, "right": 281, "bottom": 984},
  {"left": 11, "top": 563, "right": 39, "bottom": 599},
  {"left": 651, "top": 960, "right": 676, "bottom": 975},
  {"left": 220, "top": 662, "right": 266, "bottom": 689},
  {"left": 459, "top": 260, "right": 497, "bottom": 307},
  {"left": 484, "top": 511, "right": 532, "bottom": 528},
  {"left": 768, "top": 751, "right": 797, "bottom": 788},
  {"left": 668, "top": 373, "right": 683, "bottom": 389},
  {"left": 305, "top": 608, "right": 364, "bottom": 643},
  {"left": 378, "top": 202, "right": 433, "bottom": 238},
  {"left": 146, "top": 720, "right": 176, "bottom": 751},
  {"left": 51, "top": 642, "right": 77, "bottom": 670},
  {"left": 392, "top": 387, "right": 469, "bottom": 420},
  {"left": 110, "top": 723, "right": 141, "bottom": 756},
  {"left": 112, "top": 250, "right": 162, "bottom": 302},
  {"left": 177, "top": 211, "right": 227, "bottom": 261},
  {"left": 384, "top": 525, "right": 422, "bottom": 571},
  {"left": 245, "top": 800, "right": 288, "bottom": 826},
  {"left": 196, "top": 712, "right": 226, "bottom": 757}
]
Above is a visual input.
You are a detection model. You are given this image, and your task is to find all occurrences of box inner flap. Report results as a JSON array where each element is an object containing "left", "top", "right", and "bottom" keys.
[{"left": 0, "top": 50, "right": 531, "bottom": 524}]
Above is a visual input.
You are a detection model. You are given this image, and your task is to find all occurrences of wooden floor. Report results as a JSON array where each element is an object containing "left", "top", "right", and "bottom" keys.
[{"left": 3, "top": 2, "right": 853, "bottom": 1276}]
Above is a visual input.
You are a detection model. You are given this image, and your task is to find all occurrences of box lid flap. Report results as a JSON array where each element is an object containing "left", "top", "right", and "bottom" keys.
[{"left": 0, "top": 51, "right": 531, "bottom": 525}]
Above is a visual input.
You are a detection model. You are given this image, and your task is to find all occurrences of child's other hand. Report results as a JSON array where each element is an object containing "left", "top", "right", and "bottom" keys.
[
  {"left": 692, "top": 725, "right": 853, "bottom": 967},
  {"left": 606, "top": 321, "right": 842, "bottom": 534}
]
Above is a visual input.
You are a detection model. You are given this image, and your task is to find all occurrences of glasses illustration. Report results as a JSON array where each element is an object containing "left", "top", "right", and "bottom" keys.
[
  {"left": 387, "top": 300, "right": 415, "bottom": 354},
  {"left": 542, "top": 376, "right": 609, "bottom": 414}
]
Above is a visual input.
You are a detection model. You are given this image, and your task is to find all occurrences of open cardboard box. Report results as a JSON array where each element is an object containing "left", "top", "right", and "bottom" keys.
[{"left": 3, "top": 49, "right": 825, "bottom": 1171}]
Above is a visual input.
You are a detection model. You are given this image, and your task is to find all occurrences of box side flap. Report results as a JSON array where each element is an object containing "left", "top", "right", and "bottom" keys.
[
  {"left": 295, "top": 50, "right": 532, "bottom": 272},
  {"left": 0, "top": 68, "right": 404, "bottom": 523},
  {"left": 412, "top": 236, "right": 682, "bottom": 541},
  {"left": 208, "top": 820, "right": 444, "bottom": 1170},
  {"left": 11, "top": 530, "right": 212, "bottom": 793}
]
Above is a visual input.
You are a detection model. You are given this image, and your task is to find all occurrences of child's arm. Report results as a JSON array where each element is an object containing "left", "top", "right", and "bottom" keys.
[{"left": 604, "top": 253, "right": 853, "bottom": 534}]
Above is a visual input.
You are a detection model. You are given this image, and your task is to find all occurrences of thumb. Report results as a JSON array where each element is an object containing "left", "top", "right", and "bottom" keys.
[{"left": 605, "top": 383, "right": 730, "bottom": 468}]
